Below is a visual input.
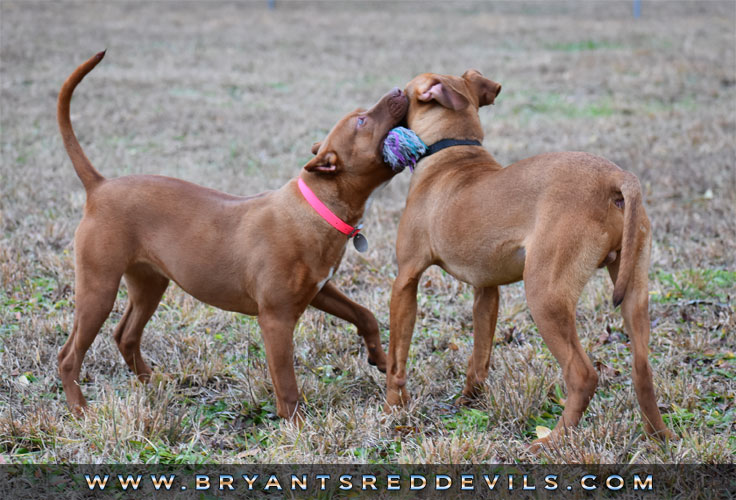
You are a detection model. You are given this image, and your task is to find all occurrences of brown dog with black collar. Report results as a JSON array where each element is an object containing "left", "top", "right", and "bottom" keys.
[
  {"left": 57, "top": 51, "right": 407, "bottom": 420},
  {"left": 385, "top": 69, "right": 673, "bottom": 450}
]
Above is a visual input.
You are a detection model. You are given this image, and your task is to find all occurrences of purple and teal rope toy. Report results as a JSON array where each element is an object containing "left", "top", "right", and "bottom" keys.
[{"left": 382, "top": 127, "right": 426, "bottom": 173}]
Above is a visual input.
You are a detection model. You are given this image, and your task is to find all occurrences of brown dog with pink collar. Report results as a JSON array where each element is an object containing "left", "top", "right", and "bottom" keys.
[
  {"left": 385, "top": 70, "right": 673, "bottom": 450},
  {"left": 57, "top": 51, "right": 407, "bottom": 420}
]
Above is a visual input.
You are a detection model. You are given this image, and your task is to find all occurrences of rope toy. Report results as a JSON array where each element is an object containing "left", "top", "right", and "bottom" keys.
[{"left": 382, "top": 127, "right": 426, "bottom": 173}]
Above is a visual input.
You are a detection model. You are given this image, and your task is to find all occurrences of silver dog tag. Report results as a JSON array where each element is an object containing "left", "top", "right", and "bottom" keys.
[{"left": 353, "top": 233, "right": 368, "bottom": 252}]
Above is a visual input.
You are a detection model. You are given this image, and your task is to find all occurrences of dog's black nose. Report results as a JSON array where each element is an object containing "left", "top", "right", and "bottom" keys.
[{"left": 391, "top": 87, "right": 402, "bottom": 97}]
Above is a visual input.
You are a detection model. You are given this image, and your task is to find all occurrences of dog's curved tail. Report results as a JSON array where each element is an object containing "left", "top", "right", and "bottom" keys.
[
  {"left": 57, "top": 51, "right": 107, "bottom": 192},
  {"left": 612, "top": 171, "right": 645, "bottom": 307}
]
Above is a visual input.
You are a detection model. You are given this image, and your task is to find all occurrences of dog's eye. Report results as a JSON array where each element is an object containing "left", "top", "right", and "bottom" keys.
[{"left": 356, "top": 116, "right": 366, "bottom": 128}]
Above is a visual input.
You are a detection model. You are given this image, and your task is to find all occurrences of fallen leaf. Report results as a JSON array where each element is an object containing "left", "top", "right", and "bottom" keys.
[{"left": 535, "top": 425, "right": 552, "bottom": 439}]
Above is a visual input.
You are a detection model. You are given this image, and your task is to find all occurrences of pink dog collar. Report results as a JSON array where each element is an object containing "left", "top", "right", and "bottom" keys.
[{"left": 298, "top": 178, "right": 360, "bottom": 237}]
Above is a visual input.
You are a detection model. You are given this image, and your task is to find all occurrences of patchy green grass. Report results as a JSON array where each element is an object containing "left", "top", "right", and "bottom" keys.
[
  {"left": 442, "top": 408, "right": 490, "bottom": 434},
  {"left": 525, "top": 384, "right": 565, "bottom": 439},
  {"left": 651, "top": 269, "right": 735, "bottom": 304}
]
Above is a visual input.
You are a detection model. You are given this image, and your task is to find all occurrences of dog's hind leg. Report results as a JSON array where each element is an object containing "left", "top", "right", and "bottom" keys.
[
  {"left": 113, "top": 265, "right": 169, "bottom": 382},
  {"left": 523, "top": 231, "right": 601, "bottom": 451},
  {"left": 525, "top": 291, "right": 597, "bottom": 450},
  {"left": 607, "top": 220, "right": 671, "bottom": 440},
  {"left": 58, "top": 259, "right": 122, "bottom": 414},
  {"left": 310, "top": 281, "right": 387, "bottom": 372},
  {"left": 457, "top": 285, "right": 499, "bottom": 405}
]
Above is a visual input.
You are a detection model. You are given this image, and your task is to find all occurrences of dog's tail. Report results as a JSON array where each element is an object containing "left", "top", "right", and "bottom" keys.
[
  {"left": 611, "top": 171, "right": 644, "bottom": 307},
  {"left": 57, "top": 51, "right": 107, "bottom": 192}
]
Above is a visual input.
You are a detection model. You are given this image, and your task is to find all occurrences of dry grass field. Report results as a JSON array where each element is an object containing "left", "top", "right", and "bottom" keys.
[{"left": 1, "top": 1, "right": 734, "bottom": 464}]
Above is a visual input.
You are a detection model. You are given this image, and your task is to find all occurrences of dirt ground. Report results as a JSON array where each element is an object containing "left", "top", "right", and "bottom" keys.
[{"left": 1, "top": 1, "right": 734, "bottom": 464}]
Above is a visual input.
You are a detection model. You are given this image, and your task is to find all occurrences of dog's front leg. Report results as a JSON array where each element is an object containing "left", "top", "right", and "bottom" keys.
[
  {"left": 457, "top": 285, "right": 499, "bottom": 405},
  {"left": 385, "top": 268, "right": 424, "bottom": 410},
  {"left": 257, "top": 309, "right": 303, "bottom": 422},
  {"left": 310, "top": 281, "right": 387, "bottom": 372}
]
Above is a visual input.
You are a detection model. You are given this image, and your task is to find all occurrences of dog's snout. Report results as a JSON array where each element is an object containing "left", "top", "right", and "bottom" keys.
[
  {"left": 387, "top": 92, "right": 409, "bottom": 120},
  {"left": 384, "top": 87, "right": 403, "bottom": 101}
]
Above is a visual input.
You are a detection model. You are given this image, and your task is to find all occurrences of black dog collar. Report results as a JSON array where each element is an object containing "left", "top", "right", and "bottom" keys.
[{"left": 424, "top": 138, "right": 483, "bottom": 157}]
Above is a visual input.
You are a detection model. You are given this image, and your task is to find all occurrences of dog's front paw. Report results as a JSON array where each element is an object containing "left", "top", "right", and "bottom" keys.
[
  {"left": 647, "top": 426, "right": 677, "bottom": 443},
  {"left": 288, "top": 408, "right": 306, "bottom": 428},
  {"left": 384, "top": 387, "right": 411, "bottom": 412},
  {"left": 148, "top": 371, "right": 175, "bottom": 386},
  {"left": 276, "top": 400, "right": 305, "bottom": 426},
  {"left": 68, "top": 402, "right": 88, "bottom": 419},
  {"left": 454, "top": 395, "right": 475, "bottom": 407},
  {"left": 367, "top": 350, "right": 387, "bottom": 373},
  {"left": 457, "top": 380, "right": 486, "bottom": 406}
]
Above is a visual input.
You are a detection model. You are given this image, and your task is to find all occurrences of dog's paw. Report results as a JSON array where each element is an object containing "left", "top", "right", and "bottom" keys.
[
  {"left": 148, "top": 371, "right": 175, "bottom": 386},
  {"left": 367, "top": 354, "right": 387, "bottom": 373},
  {"left": 382, "top": 402, "right": 393, "bottom": 415},
  {"left": 454, "top": 395, "right": 474, "bottom": 407},
  {"left": 288, "top": 410, "right": 306, "bottom": 428},
  {"left": 383, "top": 397, "right": 410, "bottom": 414},
  {"left": 648, "top": 427, "right": 677, "bottom": 443},
  {"left": 69, "top": 402, "right": 97, "bottom": 421},
  {"left": 527, "top": 435, "right": 554, "bottom": 455},
  {"left": 69, "top": 404, "right": 86, "bottom": 419},
  {"left": 384, "top": 386, "right": 411, "bottom": 410}
]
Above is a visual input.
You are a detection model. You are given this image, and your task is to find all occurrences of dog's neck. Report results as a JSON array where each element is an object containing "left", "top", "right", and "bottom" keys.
[
  {"left": 412, "top": 138, "right": 501, "bottom": 175},
  {"left": 407, "top": 115, "right": 502, "bottom": 173},
  {"left": 298, "top": 170, "right": 389, "bottom": 228},
  {"left": 408, "top": 106, "right": 484, "bottom": 143}
]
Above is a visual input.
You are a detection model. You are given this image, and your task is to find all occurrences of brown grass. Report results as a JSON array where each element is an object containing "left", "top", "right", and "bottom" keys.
[{"left": 1, "top": 1, "right": 734, "bottom": 464}]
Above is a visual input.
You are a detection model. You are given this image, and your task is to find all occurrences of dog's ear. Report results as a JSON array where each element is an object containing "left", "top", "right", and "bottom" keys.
[
  {"left": 417, "top": 76, "right": 470, "bottom": 111},
  {"left": 311, "top": 141, "right": 322, "bottom": 155},
  {"left": 304, "top": 150, "right": 339, "bottom": 173},
  {"left": 462, "top": 69, "right": 502, "bottom": 107}
]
